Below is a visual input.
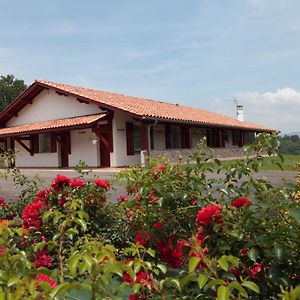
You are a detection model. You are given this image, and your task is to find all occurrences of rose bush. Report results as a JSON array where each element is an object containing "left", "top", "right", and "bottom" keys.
[{"left": 0, "top": 133, "right": 299, "bottom": 299}]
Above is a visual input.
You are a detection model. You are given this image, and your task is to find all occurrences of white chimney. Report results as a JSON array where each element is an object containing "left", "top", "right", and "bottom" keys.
[{"left": 237, "top": 105, "right": 244, "bottom": 121}]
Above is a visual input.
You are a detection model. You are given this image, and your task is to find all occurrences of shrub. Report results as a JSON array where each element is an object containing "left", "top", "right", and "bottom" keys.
[{"left": 0, "top": 133, "right": 299, "bottom": 299}]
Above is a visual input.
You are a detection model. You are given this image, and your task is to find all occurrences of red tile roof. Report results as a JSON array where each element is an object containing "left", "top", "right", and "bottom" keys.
[
  {"left": 35, "top": 80, "right": 273, "bottom": 132},
  {"left": 0, "top": 113, "right": 107, "bottom": 137}
]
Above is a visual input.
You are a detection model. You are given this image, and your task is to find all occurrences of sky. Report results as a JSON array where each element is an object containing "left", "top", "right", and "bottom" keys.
[{"left": 0, "top": 0, "right": 299, "bottom": 133}]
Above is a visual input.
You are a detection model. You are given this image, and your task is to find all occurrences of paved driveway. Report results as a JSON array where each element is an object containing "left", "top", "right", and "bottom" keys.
[{"left": 0, "top": 168, "right": 297, "bottom": 203}]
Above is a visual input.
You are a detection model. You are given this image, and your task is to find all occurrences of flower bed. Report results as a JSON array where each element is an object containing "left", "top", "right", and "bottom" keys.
[{"left": 0, "top": 133, "right": 299, "bottom": 299}]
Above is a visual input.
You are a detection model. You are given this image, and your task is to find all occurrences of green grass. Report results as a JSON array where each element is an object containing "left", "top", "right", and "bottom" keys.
[
  {"left": 260, "top": 155, "right": 300, "bottom": 172},
  {"left": 214, "top": 155, "right": 300, "bottom": 172}
]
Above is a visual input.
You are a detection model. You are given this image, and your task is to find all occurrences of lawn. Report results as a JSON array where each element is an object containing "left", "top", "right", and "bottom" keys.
[{"left": 216, "top": 155, "right": 300, "bottom": 172}]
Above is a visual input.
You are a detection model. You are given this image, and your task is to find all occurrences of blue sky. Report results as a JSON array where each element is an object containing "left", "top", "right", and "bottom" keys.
[{"left": 1, "top": 0, "right": 299, "bottom": 133}]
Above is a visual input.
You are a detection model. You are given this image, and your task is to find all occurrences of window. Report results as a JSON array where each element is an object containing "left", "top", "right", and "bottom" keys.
[
  {"left": 165, "top": 126, "right": 180, "bottom": 149},
  {"left": 232, "top": 130, "right": 240, "bottom": 146},
  {"left": 126, "top": 122, "right": 141, "bottom": 155},
  {"left": 39, "top": 133, "right": 51, "bottom": 153},
  {"left": 133, "top": 125, "right": 141, "bottom": 154}
]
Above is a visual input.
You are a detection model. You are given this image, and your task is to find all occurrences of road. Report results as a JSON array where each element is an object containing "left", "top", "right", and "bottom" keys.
[{"left": 0, "top": 168, "right": 297, "bottom": 203}]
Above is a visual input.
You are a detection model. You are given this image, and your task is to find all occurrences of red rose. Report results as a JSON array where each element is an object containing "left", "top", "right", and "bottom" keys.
[
  {"left": 153, "top": 221, "right": 163, "bottom": 230},
  {"left": 35, "top": 273, "right": 57, "bottom": 288},
  {"left": 196, "top": 205, "right": 221, "bottom": 226},
  {"left": 51, "top": 174, "right": 70, "bottom": 189},
  {"left": 231, "top": 197, "right": 253, "bottom": 208},
  {"left": 241, "top": 248, "right": 248, "bottom": 256},
  {"left": 94, "top": 178, "right": 110, "bottom": 190},
  {"left": 34, "top": 250, "right": 52, "bottom": 268},
  {"left": 135, "top": 231, "right": 150, "bottom": 246},
  {"left": 70, "top": 178, "right": 85, "bottom": 189},
  {"left": 0, "top": 197, "right": 8, "bottom": 208},
  {"left": 22, "top": 201, "right": 46, "bottom": 230},
  {"left": 117, "top": 195, "right": 128, "bottom": 202}
]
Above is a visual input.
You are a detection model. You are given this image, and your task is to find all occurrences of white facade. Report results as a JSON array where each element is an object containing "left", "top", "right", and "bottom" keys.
[
  {"left": 111, "top": 111, "right": 141, "bottom": 167},
  {"left": 3, "top": 88, "right": 257, "bottom": 168},
  {"left": 69, "top": 129, "right": 99, "bottom": 167},
  {"left": 7, "top": 90, "right": 103, "bottom": 127}
]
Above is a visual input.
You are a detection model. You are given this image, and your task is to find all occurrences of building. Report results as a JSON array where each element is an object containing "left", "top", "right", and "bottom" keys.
[{"left": 0, "top": 80, "right": 273, "bottom": 168}]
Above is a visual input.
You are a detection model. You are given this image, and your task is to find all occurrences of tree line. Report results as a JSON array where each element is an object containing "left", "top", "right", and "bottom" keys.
[{"left": 279, "top": 134, "right": 300, "bottom": 155}]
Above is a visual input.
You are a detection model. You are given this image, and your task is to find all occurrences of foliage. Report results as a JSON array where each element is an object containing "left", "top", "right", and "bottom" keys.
[
  {"left": 0, "top": 133, "right": 299, "bottom": 299},
  {"left": 279, "top": 134, "right": 300, "bottom": 155},
  {"left": 0, "top": 74, "right": 26, "bottom": 111}
]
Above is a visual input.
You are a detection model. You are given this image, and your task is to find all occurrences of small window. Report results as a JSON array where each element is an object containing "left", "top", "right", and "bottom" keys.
[
  {"left": 39, "top": 133, "right": 51, "bottom": 153},
  {"left": 133, "top": 125, "right": 141, "bottom": 154}
]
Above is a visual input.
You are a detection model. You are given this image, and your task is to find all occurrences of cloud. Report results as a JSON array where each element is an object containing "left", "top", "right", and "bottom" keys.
[
  {"left": 233, "top": 87, "right": 300, "bottom": 133},
  {"left": 235, "top": 87, "right": 300, "bottom": 106}
]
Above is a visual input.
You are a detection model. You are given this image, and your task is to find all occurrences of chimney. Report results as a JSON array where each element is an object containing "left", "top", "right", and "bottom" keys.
[{"left": 237, "top": 105, "right": 244, "bottom": 121}]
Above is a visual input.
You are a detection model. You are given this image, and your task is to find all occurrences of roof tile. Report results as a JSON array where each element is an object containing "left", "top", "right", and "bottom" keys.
[{"left": 36, "top": 80, "right": 273, "bottom": 132}]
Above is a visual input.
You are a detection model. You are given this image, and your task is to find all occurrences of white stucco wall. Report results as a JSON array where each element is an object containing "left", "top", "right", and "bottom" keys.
[
  {"left": 15, "top": 140, "right": 59, "bottom": 168},
  {"left": 7, "top": 90, "right": 102, "bottom": 126},
  {"left": 153, "top": 124, "right": 165, "bottom": 150},
  {"left": 192, "top": 128, "right": 206, "bottom": 148},
  {"left": 69, "top": 129, "right": 99, "bottom": 167},
  {"left": 110, "top": 111, "right": 141, "bottom": 167}
]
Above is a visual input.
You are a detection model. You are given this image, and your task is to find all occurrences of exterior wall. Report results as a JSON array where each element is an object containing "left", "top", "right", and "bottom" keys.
[
  {"left": 150, "top": 147, "right": 255, "bottom": 163},
  {"left": 7, "top": 90, "right": 102, "bottom": 126},
  {"left": 15, "top": 140, "right": 58, "bottom": 167},
  {"left": 110, "top": 111, "right": 141, "bottom": 167},
  {"left": 153, "top": 124, "right": 165, "bottom": 150},
  {"left": 69, "top": 128, "right": 99, "bottom": 167},
  {"left": 191, "top": 127, "right": 206, "bottom": 148}
]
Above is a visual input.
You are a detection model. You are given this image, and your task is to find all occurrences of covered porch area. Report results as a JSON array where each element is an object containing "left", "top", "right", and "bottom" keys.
[
  {"left": 0, "top": 113, "right": 113, "bottom": 168},
  {"left": 133, "top": 120, "right": 259, "bottom": 163}
]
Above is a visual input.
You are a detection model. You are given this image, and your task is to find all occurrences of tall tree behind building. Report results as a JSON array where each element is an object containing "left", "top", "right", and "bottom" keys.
[{"left": 0, "top": 75, "right": 26, "bottom": 111}]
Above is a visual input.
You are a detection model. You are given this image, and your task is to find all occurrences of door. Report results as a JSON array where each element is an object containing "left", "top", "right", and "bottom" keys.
[
  {"left": 100, "top": 132, "right": 110, "bottom": 167},
  {"left": 59, "top": 132, "right": 70, "bottom": 168}
]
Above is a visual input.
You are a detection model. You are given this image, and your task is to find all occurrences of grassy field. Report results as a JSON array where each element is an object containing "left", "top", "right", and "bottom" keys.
[{"left": 217, "top": 155, "right": 300, "bottom": 172}]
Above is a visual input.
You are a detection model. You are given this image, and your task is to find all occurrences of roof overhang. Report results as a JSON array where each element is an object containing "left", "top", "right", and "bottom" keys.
[
  {"left": 141, "top": 116, "right": 275, "bottom": 133},
  {"left": 0, "top": 113, "right": 108, "bottom": 138}
]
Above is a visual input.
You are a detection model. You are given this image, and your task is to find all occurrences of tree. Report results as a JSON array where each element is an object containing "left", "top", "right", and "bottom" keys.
[{"left": 0, "top": 75, "right": 26, "bottom": 111}]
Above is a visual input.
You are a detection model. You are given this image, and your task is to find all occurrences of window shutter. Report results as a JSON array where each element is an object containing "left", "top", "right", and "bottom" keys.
[
  {"left": 30, "top": 135, "right": 39, "bottom": 154},
  {"left": 165, "top": 126, "right": 171, "bottom": 149},
  {"left": 126, "top": 122, "right": 134, "bottom": 155},
  {"left": 65, "top": 132, "right": 71, "bottom": 154},
  {"left": 50, "top": 133, "right": 57, "bottom": 153}
]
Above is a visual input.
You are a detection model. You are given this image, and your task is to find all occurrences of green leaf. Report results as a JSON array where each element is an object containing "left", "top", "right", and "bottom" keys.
[
  {"left": 7, "top": 275, "right": 19, "bottom": 287},
  {"left": 197, "top": 274, "right": 208, "bottom": 289},
  {"left": 180, "top": 274, "right": 196, "bottom": 289},
  {"left": 68, "top": 253, "right": 81, "bottom": 278},
  {"left": 76, "top": 219, "right": 87, "bottom": 232},
  {"left": 82, "top": 254, "right": 94, "bottom": 271},
  {"left": 218, "top": 256, "right": 229, "bottom": 271},
  {"left": 228, "top": 281, "right": 248, "bottom": 298},
  {"left": 290, "top": 207, "right": 300, "bottom": 225},
  {"left": 42, "top": 210, "right": 53, "bottom": 223},
  {"left": 133, "top": 260, "right": 141, "bottom": 273},
  {"left": 170, "top": 278, "right": 181, "bottom": 291},
  {"left": 247, "top": 248, "right": 259, "bottom": 262},
  {"left": 242, "top": 281, "right": 260, "bottom": 294},
  {"left": 132, "top": 283, "right": 141, "bottom": 294},
  {"left": 157, "top": 264, "right": 167, "bottom": 274},
  {"left": 217, "top": 285, "right": 229, "bottom": 300},
  {"left": 205, "top": 279, "right": 226, "bottom": 291},
  {"left": 146, "top": 248, "right": 156, "bottom": 258},
  {"left": 189, "top": 256, "right": 201, "bottom": 272}
]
